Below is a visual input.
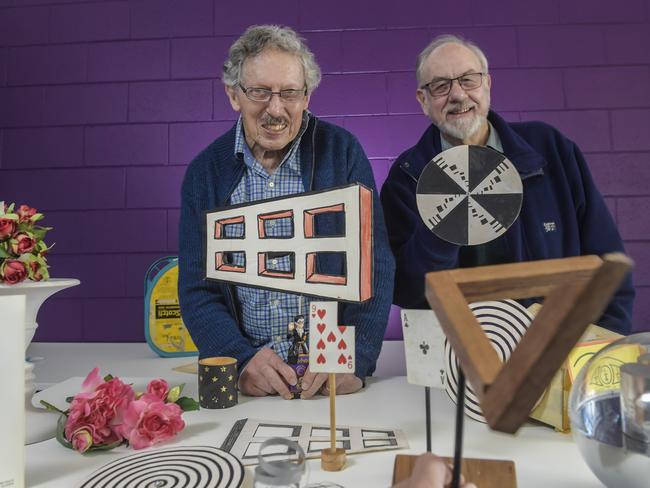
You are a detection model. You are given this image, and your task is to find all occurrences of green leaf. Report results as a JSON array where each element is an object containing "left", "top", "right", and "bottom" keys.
[
  {"left": 166, "top": 384, "right": 184, "bottom": 403},
  {"left": 65, "top": 396, "right": 74, "bottom": 403},
  {"left": 87, "top": 439, "right": 122, "bottom": 452},
  {"left": 175, "top": 396, "right": 200, "bottom": 412},
  {"left": 39, "top": 400, "right": 67, "bottom": 415},
  {"left": 103, "top": 374, "right": 114, "bottom": 381},
  {"left": 55, "top": 414, "right": 73, "bottom": 450},
  {"left": 0, "top": 246, "right": 11, "bottom": 258}
]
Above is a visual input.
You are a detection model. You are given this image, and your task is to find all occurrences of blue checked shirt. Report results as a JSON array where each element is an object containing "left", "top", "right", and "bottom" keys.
[{"left": 227, "top": 115, "right": 311, "bottom": 360}]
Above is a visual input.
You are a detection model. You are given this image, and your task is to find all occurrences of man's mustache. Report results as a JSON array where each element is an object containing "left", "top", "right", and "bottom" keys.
[{"left": 261, "top": 115, "right": 288, "bottom": 126}]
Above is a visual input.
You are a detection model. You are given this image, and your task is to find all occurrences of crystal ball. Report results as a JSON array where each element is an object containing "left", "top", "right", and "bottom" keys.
[{"left": 568, "top": 332, "right": 650, "bottom": 487}]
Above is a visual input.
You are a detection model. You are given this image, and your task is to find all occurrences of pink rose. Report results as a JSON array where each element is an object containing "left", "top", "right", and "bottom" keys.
[
  {"left": 70, "top": 428, "right": 93, "bottom": 453},
  {"left": 0, "top": 260, "right": 27, "bottom": 284},
  {"left": 16, "top": 205, "right": 37, "bottom": 223},
  {"left": 0, "top": 218, "right": 16, "bottom": 241},
  {"left": 10, "top": 233, "right": 36, "bottom": 255},
  {"left": 146, "top": 379, "right": 170, "bottom": 401},
  {"left": 117, "top": 397, "right": 185, "bottom": 450}
]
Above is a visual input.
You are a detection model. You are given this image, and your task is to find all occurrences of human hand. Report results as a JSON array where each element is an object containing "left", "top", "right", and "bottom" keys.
[
  {"left": 299, "top": 370, "right": 363, "bottom": 399},
  {"left": 393, "top": 453, "right": 477, "bottom": 488},
  {"left": 238, "top": 348, "right": 297, "bottom": 400}
]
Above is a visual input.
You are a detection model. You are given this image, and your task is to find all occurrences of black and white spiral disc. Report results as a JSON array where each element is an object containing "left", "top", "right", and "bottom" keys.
[
  {"left": 416, "top": 145, "right": 523, "bottom": 246},
  {"left": 78, "top": 446, "right": 244, "bottom": 488},
  {"left": 444, "top": 300, "right": 533, "bottom": 423}
]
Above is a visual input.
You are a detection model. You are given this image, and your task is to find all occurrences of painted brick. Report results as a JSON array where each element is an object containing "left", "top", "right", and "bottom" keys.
[
  {"left": 0, "top": 6, "right": 48, "bottom": 46},
  {"left": 43, "top": 84, "right": 128, "bottom": 126},
  {"left": 167, "top": 209, "right": 179, "bottom": 252},
  {"left": 169, "top": 121, "right": 232, "bottom": 164},
  {"left": 387, "top": 72, "right": 419, "bottom": 114},
  {"left": 0, "top": 48, "right": 5, "bottom": 86},
  {"left": 85, "top": 124, "right": 168, "bottom": 166},
  {"left": 215, "top": 0, "right": 298, "bottom": 35},
  {"left": 344, "top": 115, "right": 430, "bottom": 159},
  {"left": 299, "top": 0, "right": 385, "bottom": 30},
  {"left": 171, "top": 37, "right": 232, "bottom": 79},
  {"left": 213, "top": 80, "right": 238, "bottom": 121},
  {"left": 8, "top": 45, "right": 87, "bottom": 86},
  {"left": 309, "top": 74, "right": 387, "bottom": 117},
  {"left": 383, "top": 0, "right": 472, "bottom": 28},
  {"left": 126, "top": 166, "right": 186, "bottom": 208},
  {"left": 0, "top": 168, "right": 126, "bottom": 211},
  {"left": 131, "top": 0, "right": 213, "bottom": 38},
  {"left": 340, "top": 29, "right": 432, "bottom": 72},
  {"left": 632, "top": 287, "right": 650, "bottom": 332},
  {"left": 33, "top": 299, "right": 83, "bottom": 342},
  {"left": 2, "top": 127, "right": 83, "bottom": 168},
  {"left": 560, "top": 0, "right": 646, "bottom": 23},
  {"left": 49, "top": 2, "right": 130, "bottom": 43},
  {"left": 565, "top": 67, "right": 650, "bottom": 109},
  {"left": 384, "top": 305, "right": 402, "bottom": 340},
  {"left": 46, "top": 254, "right": 127, "bottom": 298},
  {"left": 520, "top": 110, "right": 611, "bottom": 152},
  {"left": 587, "top": 152, "right": 650, "bottom": 196},
  {"left": 499, "top": 112, "right": 521, "bottom": 123},
  {"left": 450, "top": 27, "right": 519, "bottom": 69},
  {"left": 82, "top": 298, "right": 144, "bottom": 341},
  {"left": 129, "top": 80, "right": 212, "bottom": 122},
  {"left": 126, "top": 252, "right": 169, "bottom": 297},
  {"left": 605, "top": 25, "right": 650, "bottom": 64},
  {"left": 470, "top": 0, "right": 560, "bottom": 25},
  {"left": 88, "top": 41, "right": 169, "bottom": 83},
  {"left": 518, "top": 26, "right": 605, "bottom": 67},
  {"left": 604, "top": 197, "right": 617, "bottom": 223},
  {"left": 301, "top": 31, "right": 343, "bottom": 74},
  {"left": 626, "top": 242, "right": 650, "bottom": 287},
  {"left": 40, "top": 211, "right": 85, "bottom": 254},
  {"left": 370, "top": 158, "right": 390, "bottom": 189},
  {"left": 612, "top": 109, "right": 650, "bottom": 151},
  {"left": 0, "top": 86, "right": 42, "bottom": 127},
  {"left": 491, "top": 69, "right": 564, "bottom": 111},
  {"left": 81, "top": 210, "right": 167, "bottom": 253},
  {"left": 618, "top": 198, "right": 650, "bottom": 240}
]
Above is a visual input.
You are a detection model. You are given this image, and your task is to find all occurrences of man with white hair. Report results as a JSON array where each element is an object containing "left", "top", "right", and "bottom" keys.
[
  {"left": 380, "top": 34, "right": 634, "bottom": 334},
  {"left": 179, "top": 25, "right": 394, "bottom": 400}
]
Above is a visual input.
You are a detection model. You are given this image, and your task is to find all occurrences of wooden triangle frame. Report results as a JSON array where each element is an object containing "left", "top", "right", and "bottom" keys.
[{"left": 424, "top": 253, "right": 633, "bottom": 434}]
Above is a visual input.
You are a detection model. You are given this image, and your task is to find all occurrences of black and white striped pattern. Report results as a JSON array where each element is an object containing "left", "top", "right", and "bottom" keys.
[
  {"left": 78, "top": 446, "right": 244, "bottom": 488},
  {"left": 444, "top": 300, "right": 533, "bottom": 422}
]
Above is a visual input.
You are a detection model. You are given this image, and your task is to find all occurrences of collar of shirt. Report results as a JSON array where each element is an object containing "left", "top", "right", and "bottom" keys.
[
  {"left": 234, "top": 111, "right": 310, "bottom": 175},
  {"left": 439, "top": 120, "right": 504, "bottom": 153}
]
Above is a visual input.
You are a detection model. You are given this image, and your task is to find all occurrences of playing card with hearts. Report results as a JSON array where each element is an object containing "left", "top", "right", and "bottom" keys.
[{"left": 309, "top": 301, "right": 355, "bottom": 374}]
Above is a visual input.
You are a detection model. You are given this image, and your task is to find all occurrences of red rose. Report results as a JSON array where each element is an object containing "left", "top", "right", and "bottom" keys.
[
  {"left": 0, "top": 260, "right": 27, "bottom": 284},
  {"left": 0, "top": 218, "right": 16, "bottom": 241},
  {"left": 29, "top": 260, "right": 45, "bottom": 281},
  {"left": 16, "top": 205, "right": 37, "bottom": 223},
  {"left": 10, "top": 233, "right": 36, "bottom": 255}
]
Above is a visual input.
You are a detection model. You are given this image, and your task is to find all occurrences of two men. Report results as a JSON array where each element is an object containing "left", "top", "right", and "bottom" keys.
[
  {"left": 178, "top": 26, "right": 395, "bottom": 400},
  {"left": 380, "top": 35, "right": 634, "bottom": 334}
]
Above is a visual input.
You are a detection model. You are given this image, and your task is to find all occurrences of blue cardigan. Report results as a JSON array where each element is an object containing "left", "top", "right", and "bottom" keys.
[
  {"left": 178, "top": 114, "right": 395, "bottom": 379},
  {"left": 380, "top": 111, "right": 634, "bottom": 334}
]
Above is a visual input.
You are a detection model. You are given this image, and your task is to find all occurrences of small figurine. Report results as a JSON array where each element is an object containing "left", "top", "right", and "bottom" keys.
[{"left": 287, "top": 314, "right": 309, "bottom": 399}]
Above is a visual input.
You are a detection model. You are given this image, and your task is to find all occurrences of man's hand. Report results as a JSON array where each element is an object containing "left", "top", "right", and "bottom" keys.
[
  {"left": 392, "top": 453, "right": 477, "bottom": 488},
  {"left": 238, "top": 348, "right": 297, "bottom": 400},
  {"left": 299, "top": 370, "right": 363, "bottom": 399}
]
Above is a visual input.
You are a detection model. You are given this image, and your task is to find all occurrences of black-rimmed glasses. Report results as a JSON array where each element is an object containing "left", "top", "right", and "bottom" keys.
[
  {"left": 420, "top": 72, "right": 484, "bottom": 98},
  {"left": 238, "top": 84, "right": 307, "bottom": 102}
]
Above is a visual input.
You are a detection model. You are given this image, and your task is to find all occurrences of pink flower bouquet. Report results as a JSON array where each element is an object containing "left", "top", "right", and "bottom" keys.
[
  {"left": 0, "top": 202, "right": 51, "bottom": 284},
  {"left": 41, "top": 368, "right": 199, "bottom": 453}
]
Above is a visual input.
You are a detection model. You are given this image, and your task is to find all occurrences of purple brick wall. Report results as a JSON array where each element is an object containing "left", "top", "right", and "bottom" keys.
[{"left": 1, "top": 0, "right": 649, "bottom": 343}]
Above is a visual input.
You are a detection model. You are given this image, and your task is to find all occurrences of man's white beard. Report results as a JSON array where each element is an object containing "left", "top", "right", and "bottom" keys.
[{"left": 439, "top": 111, "right": 485, "bottom": 142}]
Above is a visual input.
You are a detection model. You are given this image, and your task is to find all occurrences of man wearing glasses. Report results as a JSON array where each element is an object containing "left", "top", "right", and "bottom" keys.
[
  {"left": 179, "top": 25, "right": 394, "bottom": 400},
  {"left": 380, "top": 35, "right": 633, "bottom": 334}
]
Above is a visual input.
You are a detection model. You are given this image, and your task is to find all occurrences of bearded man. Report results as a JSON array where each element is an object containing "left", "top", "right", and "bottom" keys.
[{"left": 380, "top": 35, "right": 633, "bottom": 334}]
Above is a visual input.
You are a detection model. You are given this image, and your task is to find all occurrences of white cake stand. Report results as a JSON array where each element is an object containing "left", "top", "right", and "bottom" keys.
[{"left": 0, "top": 278, "right": 80, "bottom": 444}]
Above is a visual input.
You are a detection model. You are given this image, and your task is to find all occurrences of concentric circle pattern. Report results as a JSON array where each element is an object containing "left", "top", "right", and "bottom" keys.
[
  {"left": 416, "top": 145, "right": 523, "bottom": 246},
  {"left": 444, "top": 300, "right": 534, "bottom": 422},
  {"left": 78, "top": 446, "right": 244, "bottom": 488}
]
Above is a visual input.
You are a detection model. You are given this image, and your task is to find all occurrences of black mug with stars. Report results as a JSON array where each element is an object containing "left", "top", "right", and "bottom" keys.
[{"left": 198, "top": 357, "right": 238, "bottom": 409}]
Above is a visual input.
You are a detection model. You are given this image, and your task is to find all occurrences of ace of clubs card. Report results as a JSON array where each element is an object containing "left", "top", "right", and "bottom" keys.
[
  {"left": 401, "top": 309, "right": 445, "bottom": 388},
  {"left": 309, "top": 301, "right": 355, "bottom": 374}
]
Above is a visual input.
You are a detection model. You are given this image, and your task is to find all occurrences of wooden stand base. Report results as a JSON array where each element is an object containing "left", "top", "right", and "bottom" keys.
[
  {"left": 393, "top": 454, "right": 517, "bottom": 488},
  {"left": 321, "top": 448, "right": 346, "bottom": 471}
]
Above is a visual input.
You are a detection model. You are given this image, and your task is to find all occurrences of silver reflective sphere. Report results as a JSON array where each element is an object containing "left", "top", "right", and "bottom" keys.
[{"left": 569, "top": 333, "right": 650, "bottom": 487}]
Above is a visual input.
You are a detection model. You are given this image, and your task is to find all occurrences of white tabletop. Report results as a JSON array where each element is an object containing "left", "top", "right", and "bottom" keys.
[{"left": 26, "top": 342, "right": 603, "bottom": 488}]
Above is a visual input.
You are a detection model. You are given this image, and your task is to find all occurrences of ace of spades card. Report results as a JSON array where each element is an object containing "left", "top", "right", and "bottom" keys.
[{"left": 309, "top": 301, "right": 355, "bottom": 374}]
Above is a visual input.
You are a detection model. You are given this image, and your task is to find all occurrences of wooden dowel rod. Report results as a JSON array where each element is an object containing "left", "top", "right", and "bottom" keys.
[{"left": 329, "top": 373, "right": 336, "bottom": 451}]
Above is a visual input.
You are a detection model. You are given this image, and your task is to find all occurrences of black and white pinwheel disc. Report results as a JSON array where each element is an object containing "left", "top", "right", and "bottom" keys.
[
  {"left": 78, "top": 446, "right": 244, "bottom": 488},
  {"left": 444, "top": 300, "right": 533, "bottom": 423},
  {"left": 416, "top": 145, "right": 523, "bottom": 246}
]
